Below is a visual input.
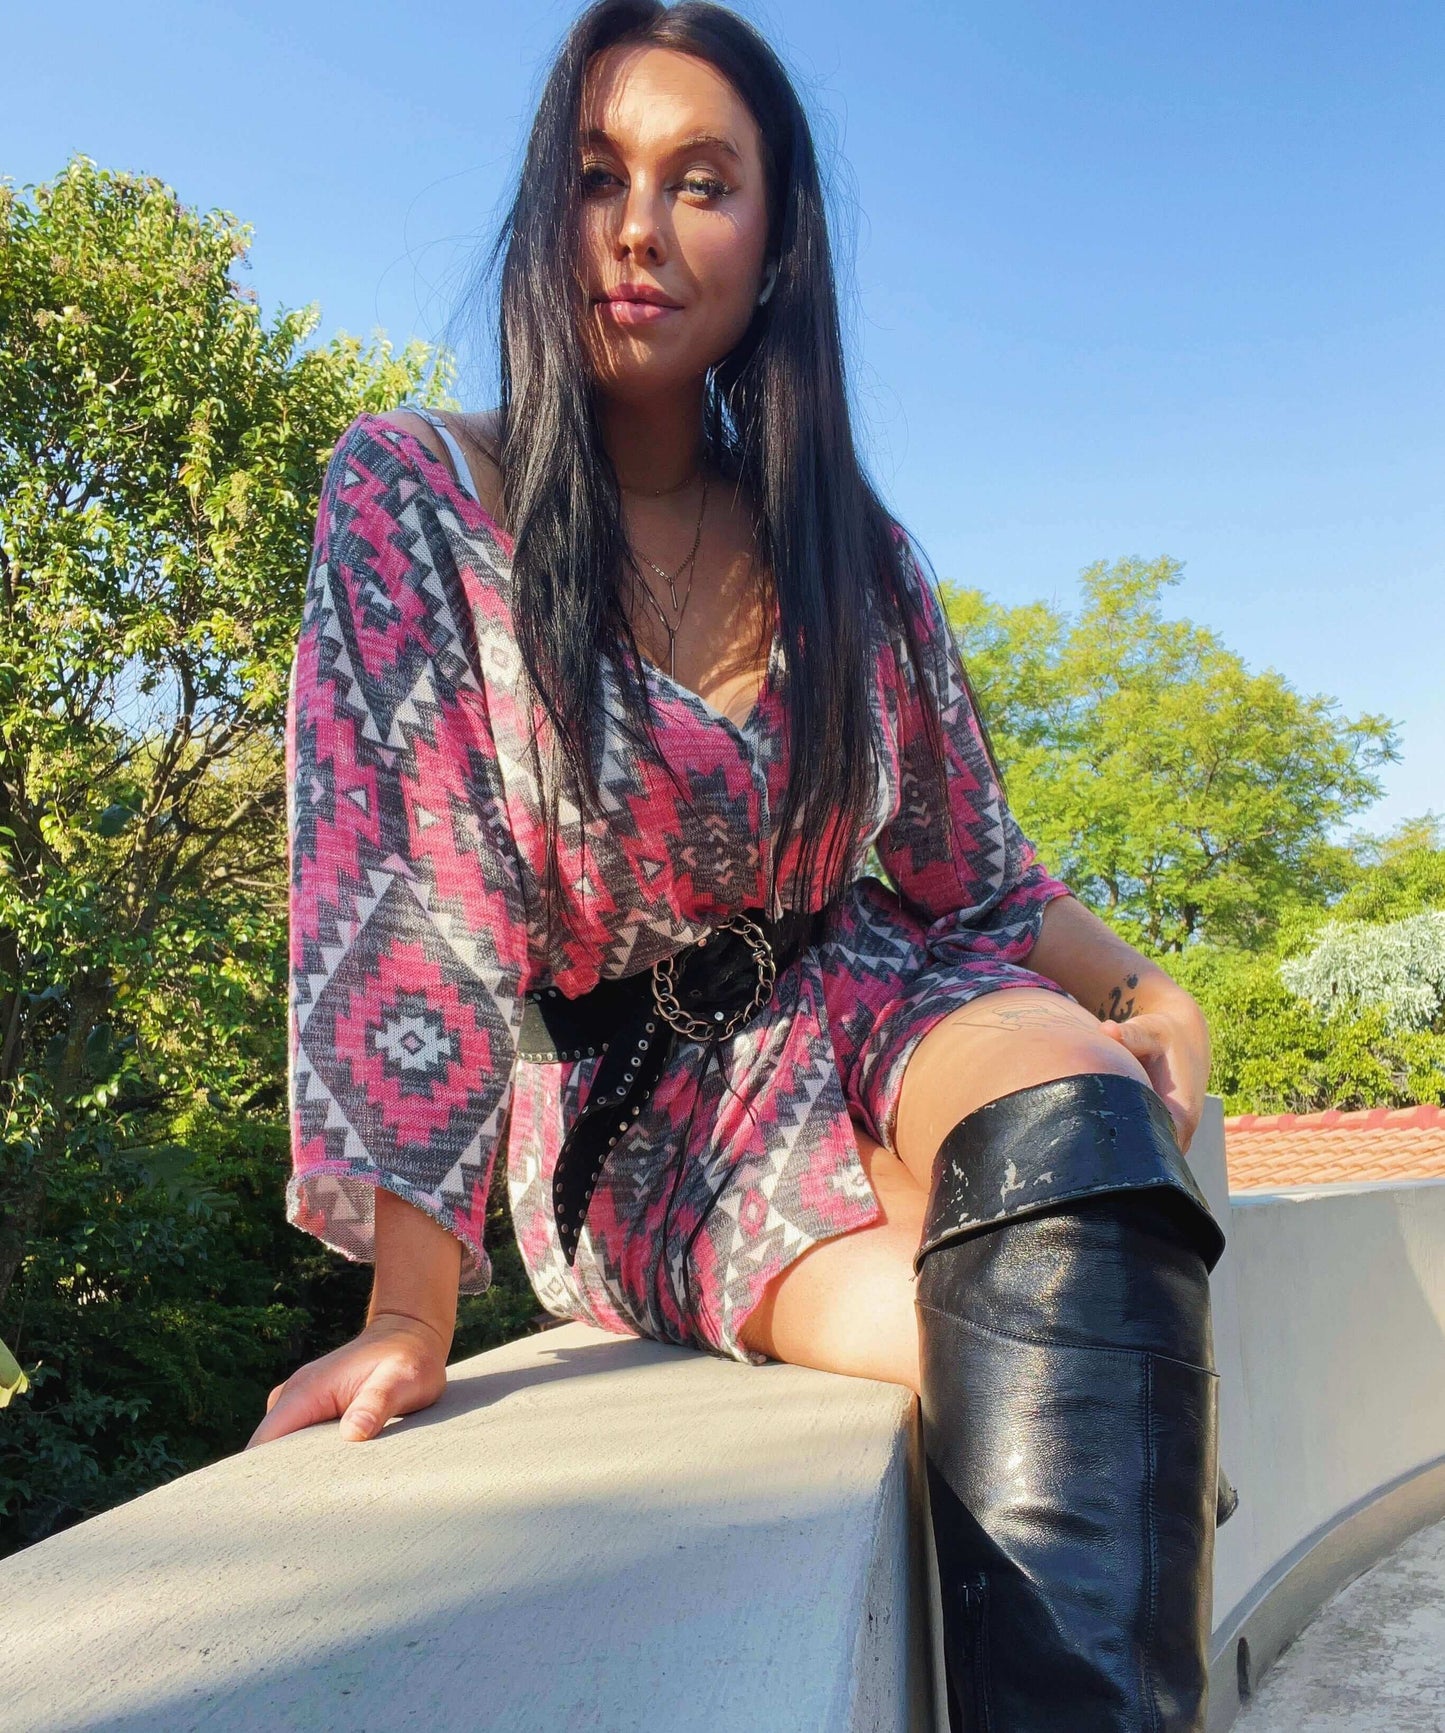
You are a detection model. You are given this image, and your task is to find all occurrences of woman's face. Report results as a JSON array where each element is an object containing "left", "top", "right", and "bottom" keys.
[{"left": 575, "top": 44, "right": 772, "bottom": 401}]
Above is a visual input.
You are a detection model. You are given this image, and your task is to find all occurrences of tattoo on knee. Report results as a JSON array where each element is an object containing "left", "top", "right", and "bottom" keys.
[{"left": 1098, "top": 972, "right": 1139, "bottom": 1022}]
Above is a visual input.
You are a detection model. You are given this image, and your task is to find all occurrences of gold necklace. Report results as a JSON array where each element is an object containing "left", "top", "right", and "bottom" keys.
[
  {"left": 619, "top": 462, "right": 700, "bottom": 499},
  {"left": 625, "top": 471, "right": 710, "bottom": 682}
]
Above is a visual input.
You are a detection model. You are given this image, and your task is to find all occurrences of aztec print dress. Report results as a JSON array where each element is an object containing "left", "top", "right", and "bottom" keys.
[{"left": 285, "top": 410, "right": 1076, "bottom": 1366}]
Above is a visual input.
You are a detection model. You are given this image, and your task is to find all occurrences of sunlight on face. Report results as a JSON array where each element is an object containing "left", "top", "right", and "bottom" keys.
[{"left": 576, "top": 44, "right": 772, "bottom": 400}]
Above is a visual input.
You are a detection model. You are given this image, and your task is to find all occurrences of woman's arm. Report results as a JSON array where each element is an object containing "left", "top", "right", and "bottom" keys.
[
  {"left": 247, "top": 1195, "right": 459, "bottom": 1449},
  {"left": 368, "top": 1187, "right": 464, "bottom": 1356},
  {"left": 1026, "top": 893, "right": 1212, "bottom": 1152},
  {"left": 285, "top": 415, "right": 534, "bottom": 1295}
]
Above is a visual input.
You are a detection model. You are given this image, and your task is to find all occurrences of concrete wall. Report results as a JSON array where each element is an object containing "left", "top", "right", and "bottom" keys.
[
  {"left": 1, "top": 1322, "right": 943, "bottom": 1733},
  {"left": 1194, "top": 1093, "right": 1445, "bottom": 1728},
  {"left": 4, "top": 1097, "right": 1444, "bottom": 1730}
]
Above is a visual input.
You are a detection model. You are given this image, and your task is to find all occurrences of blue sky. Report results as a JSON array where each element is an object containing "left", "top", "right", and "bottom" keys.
[{"left": 7, "top": 0, "right": 1441, "bottom": 837}]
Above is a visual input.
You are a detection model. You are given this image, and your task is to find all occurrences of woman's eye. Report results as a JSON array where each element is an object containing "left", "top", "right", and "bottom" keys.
[{"left": 578, "top": 163, "right": 731, "bottom": 199}]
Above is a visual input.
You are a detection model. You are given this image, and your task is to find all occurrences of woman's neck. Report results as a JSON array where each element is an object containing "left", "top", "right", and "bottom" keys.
[{"left": 597, "top": 385, "right": 706, "bottom": 495}]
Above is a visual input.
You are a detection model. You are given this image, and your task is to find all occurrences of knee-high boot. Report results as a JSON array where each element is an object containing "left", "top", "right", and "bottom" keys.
[{"left": 913, "top": 1071, "right": 1227, "bottom": 1733}]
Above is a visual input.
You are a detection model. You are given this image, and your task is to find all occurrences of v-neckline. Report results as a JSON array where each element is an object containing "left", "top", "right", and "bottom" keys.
[
  {"left": 370, "top": 412, "right": 782, "bottom": 741},
  {"left": 625, "top": 596, "right": 782, "bottom": 739}
]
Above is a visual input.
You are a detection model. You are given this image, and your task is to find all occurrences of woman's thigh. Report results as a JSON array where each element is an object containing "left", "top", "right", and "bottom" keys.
[
  {"left": 735, "top": 1117, "right": 927, "bottom": 1394},
  {"left": 889, "top": 985, "right": 1149, "bottom": 1194},
  {"left": 738, "top": 985, "right": 1151, "bottom": 1388}
]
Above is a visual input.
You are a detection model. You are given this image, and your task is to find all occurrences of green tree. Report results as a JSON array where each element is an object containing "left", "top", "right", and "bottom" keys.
[
  {"left": 1167, "top": 819, "right": 1445, "bottom": 1113},
  {"left": 948, "top": 557, "right": 1398, "bottom": 953},
  {"left": 0, "top": 153, "right": 440, "bottom": 1305},
  {"left": 1328, "top": 814, "right": 1445, "bottom": 924},
  {"left": 0, "top": 158, "right": 554, "bottom": 1551}
]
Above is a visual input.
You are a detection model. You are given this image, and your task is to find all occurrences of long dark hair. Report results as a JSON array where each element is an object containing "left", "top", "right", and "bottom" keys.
[{"left": 448, "top": 0, "right": 982, "bottom": 950}]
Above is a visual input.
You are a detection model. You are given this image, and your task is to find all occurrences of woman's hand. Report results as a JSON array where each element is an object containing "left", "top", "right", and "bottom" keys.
[
  {"left": 1025, "top": 896, "right": 1213, "bottom": 1152},
  {"left": 245, "top": 1312, "right": 450, "bottom": 1450},
  {"left": 1097, "top": 992, "right": 1212, "bottom": 1154}
]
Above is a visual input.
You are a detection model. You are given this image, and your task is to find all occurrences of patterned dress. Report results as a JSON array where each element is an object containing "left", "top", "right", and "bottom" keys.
[{"left": 285, "top": 410, "right": 1076, "bottom": 1366}]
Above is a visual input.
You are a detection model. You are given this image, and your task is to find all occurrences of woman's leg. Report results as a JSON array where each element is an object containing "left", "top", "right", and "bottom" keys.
[
  {"left": 889, "top": 987, "right": 1144, "bottom": 1181},
  {"left": 891, "top": 990, "right": 1224, "bottom": 1733},
  {"left": 736, "top": 1120, "right": 926, "bottom": 1392},
  {"left": 736, "top": 989, "right": 1143, "bottom": 1382}
]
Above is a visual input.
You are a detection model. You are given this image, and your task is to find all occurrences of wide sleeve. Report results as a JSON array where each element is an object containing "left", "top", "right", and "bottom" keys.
[
  {"left": 872, "top": 529, "right": 1073, "bottom": 967},
  {"left": 284, "top": 417, "right": 533, "bottom": 1294}
]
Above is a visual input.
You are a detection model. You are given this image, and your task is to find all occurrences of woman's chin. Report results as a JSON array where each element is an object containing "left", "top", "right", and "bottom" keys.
[{"left": 586, "top": 356, "right": 712, "bottom": 401}]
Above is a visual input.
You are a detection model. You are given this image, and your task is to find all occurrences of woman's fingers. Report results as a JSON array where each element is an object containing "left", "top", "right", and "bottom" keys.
[
  {"left": 1098, "top": 1016, "right": 1199, "bottom": 1151},
  {"left": 1099, "top": 1015, "right": 1163, "bottom": 1060},
  {"left": 339, "top": 1365, "right": 409, "bottom": 1442},
  {"left": 245, "top": 1371, "right": 342, "bottom": 1450}
]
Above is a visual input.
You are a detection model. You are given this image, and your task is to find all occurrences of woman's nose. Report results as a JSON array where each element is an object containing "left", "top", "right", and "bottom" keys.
[{"left": 614, "top": 180, "right": 667, "bottom": 263}]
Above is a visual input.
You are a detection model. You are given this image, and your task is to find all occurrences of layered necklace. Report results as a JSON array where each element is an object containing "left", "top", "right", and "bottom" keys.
[{"left": 620, "top": 461, "right": 710, "bottom": 683}]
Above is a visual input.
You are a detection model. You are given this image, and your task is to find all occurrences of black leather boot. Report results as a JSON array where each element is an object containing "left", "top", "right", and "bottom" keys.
[{"left": 913, "top": 1071, "right": 1228, "bottom": 1732}]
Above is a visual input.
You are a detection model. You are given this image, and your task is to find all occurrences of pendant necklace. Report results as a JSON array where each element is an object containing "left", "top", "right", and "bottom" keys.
[{"left": 623, "top": 469, "right": 710, "bottom": 683}]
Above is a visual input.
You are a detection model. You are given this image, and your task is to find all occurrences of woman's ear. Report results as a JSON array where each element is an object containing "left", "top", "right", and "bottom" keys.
[{"left": 757, "top": 258, "right": 779, "bottom": 305}]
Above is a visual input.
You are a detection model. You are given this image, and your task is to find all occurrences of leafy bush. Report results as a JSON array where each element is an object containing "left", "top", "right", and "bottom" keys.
[
  {"left": 1171, "top": 940, "right": 1445, "bottom": 1116},
  {"left": 1279, "top": 911, "right": 1445, "bottom": 1033},
  {"left": 0, "top": 1101, "right": 550, "bottom": 1557},
  {"left": 1167, "top": 823, "right": 1445, "bottom": 1114}
]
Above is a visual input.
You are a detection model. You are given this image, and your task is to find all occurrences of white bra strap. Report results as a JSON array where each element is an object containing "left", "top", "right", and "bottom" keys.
[{"left": 401, "top": 405, "right": 482, "bottom": 504}]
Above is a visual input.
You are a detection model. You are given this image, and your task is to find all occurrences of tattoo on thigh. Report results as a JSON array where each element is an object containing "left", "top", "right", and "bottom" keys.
[
  {"left": 946, "top": 998, "right": 1084, "bottom": 1033},
  {"left": 1099, "top": 973, "right": 1140, "bottom": 1022}
]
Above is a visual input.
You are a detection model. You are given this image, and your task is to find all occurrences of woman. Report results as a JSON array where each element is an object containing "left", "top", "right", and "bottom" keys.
[{"left": 250, "top": 2, "right": 1227, "bottom": 1727}]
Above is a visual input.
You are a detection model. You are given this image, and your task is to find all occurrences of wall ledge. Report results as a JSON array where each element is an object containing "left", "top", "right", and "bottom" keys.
[
  {"left": 1, "top": 1321, "right": 942, "bottom": 1733},
  {"left": 7, "top": 1095, "right": 1445, "bottom": 1731}
]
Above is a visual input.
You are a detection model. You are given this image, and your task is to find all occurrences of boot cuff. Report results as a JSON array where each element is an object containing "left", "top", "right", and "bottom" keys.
[{"left": 914, "top": 1071, "right": 1227, "bottom": 1275}]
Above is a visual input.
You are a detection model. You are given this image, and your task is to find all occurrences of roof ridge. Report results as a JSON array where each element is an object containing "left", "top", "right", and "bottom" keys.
[{"left": 1224, "top": 1102, "right": 1445, "bottom": 1134}]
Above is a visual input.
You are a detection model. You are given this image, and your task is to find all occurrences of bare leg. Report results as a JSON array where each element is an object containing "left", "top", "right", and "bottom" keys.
[
  {"left": 736, "top": 1117, "right": 925, "bottom": 1392},
  {"left": 889, "top": 986, "right": 1149, "bottom": 1189},
  {"left": 736, "top": 988, "right": 1150, "bottom": 1389}
]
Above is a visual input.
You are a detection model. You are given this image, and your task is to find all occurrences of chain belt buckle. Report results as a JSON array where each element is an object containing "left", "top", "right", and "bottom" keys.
[{"left": 649, "top": 912, "right": 778, "bottom": 1042}]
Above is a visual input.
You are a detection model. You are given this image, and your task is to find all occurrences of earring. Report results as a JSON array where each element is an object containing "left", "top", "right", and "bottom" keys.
[{"left": 757, "top": 259, "right": 778, "bottom": 306}]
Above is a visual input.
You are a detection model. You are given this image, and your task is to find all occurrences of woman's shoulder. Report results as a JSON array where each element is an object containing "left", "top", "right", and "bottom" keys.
[{"left": 370, "top": 406, "right": 509, "bottom": 534}]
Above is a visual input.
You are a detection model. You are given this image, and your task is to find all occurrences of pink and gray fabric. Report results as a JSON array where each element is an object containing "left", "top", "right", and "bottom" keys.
[{"left": 285, "top": 414, "right": 1074, "bottom": 1364}]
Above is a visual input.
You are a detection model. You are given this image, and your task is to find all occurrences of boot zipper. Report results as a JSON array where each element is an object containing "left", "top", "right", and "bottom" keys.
[{"left": 956, "top": 1574, "right": 993, "bottom": 1731}]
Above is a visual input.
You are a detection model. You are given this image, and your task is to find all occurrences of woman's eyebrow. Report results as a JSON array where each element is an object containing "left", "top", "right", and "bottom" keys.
[
  {"left": 581, "top": 126, "right": 743, "bottom": 163},
  {"left": 671, "top": 130, "right": 743, "bottom": 161}
]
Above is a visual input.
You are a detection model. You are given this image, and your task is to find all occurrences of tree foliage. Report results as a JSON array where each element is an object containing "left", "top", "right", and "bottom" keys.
[
  {"left": 0, "top": 157, "right": 552, "bottom": 1554},
  {"left": 1279, "top": 910, "right": 1445, "bottom": 1034},
  {"left": 948, "top": 556, "right": 1398, "bottom": 953},
  {"left": 0, "top": 153, "right": 440, "bottom": 1304},
  {"left": 1166, "top": 820, "right": 1445, "bottom": 1112},
  {"left": 1326, "top": 814, "right": 1445, "bottom": 924},
  {"left": 942, "top": 557, "right": 1440, "bottom": 1111}
]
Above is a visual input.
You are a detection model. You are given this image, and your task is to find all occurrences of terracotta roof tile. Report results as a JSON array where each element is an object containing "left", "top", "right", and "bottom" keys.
[{"left": 1223, "top": 1103, "right": 1445, "bottom": 1191}]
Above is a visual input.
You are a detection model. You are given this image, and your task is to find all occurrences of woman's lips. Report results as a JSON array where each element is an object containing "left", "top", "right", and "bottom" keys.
[{"left": 596, "top": 297, "right": 681, "bottom": 325}]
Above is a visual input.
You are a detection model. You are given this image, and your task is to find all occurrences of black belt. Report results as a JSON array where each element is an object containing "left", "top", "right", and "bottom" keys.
[{"left": 520, "top": 903, "right": 833, "bottom": 1267}]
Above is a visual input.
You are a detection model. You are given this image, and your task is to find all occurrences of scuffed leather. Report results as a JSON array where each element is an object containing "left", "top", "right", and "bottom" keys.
[
  {"left": 1216, "top": 1460, "right": 1240, "bottom": 1527},
  {"left": 913, "top": 1069, "right": 1227, "bottom": 1276},
  {"left": 916, "top": 1073, "right": 1223, "bottom": 1732}
]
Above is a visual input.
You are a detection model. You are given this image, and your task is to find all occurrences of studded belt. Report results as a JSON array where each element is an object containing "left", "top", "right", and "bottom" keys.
[{"left": 519, "top": 902, "right": 833, "bottom": 1266}]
